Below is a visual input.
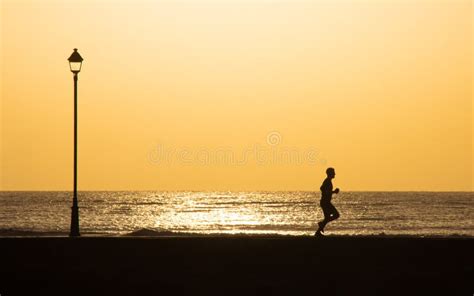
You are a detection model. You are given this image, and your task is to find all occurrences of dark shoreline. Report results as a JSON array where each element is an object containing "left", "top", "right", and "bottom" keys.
[
  {"left": 1, "top": 236, "right": 473, "bottom": 296},
  {"left": 1, "top": 227, "right": 474, "bottom": 238}
]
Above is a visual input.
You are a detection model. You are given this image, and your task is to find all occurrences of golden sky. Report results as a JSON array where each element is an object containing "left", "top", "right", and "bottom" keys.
[{"left": 1, "top": 0, "right": 472, "bottom": 191}]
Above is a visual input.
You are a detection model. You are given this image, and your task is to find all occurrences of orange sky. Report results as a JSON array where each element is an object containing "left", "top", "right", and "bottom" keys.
[{"left": 1, "top": 0, "right": 472, "bottom": 191}]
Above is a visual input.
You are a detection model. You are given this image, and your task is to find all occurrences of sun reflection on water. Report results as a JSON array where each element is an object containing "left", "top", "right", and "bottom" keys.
[{"left": 1, "top": 191, "right": 473, "bottom": 236}]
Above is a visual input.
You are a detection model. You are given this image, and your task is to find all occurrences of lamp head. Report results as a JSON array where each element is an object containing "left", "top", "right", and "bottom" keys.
[{"left": 68, "top": 48, "right": 83, "bottom": 73}]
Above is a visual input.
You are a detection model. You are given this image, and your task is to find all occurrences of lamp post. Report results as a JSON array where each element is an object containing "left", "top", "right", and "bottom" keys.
[{"left": 68, "top": 48, "right": 83, "bottom": 237}]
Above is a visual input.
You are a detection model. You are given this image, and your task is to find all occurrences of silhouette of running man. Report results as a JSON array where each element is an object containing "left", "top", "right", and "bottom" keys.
[{"left": 315, "top": 167, "right": 340, "bottom": 236}]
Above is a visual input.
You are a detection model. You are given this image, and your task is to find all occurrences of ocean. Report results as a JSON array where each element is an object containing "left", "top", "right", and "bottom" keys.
[{"left": 0, "top": 191, "right": 472, "bottom": 236}]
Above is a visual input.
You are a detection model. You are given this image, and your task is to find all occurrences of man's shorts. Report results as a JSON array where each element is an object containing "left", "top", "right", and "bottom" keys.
[{"left": 320, "top": 200, "right": 338, "bottom": 218}]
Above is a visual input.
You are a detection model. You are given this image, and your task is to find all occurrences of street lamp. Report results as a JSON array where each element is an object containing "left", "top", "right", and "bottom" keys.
[{"left": 68, "top": 48, "right": 83, "bottom": 237}]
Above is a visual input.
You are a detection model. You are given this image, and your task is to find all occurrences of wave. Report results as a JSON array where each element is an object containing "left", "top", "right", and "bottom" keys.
[
  {"left": 0, "top": 228, "right": 68, "bottom": 237},
  {"left": 123, "top": 228, "right": 300, "bottom": 237},
  {"left": 123, "top": 229, "right": 474, "bottom": 239},
  {"left": 124, "top": 228, "right": 183, "bottom": 237},
  {"left": 1, "top": 228, "right": 473, "bottom": 239}
]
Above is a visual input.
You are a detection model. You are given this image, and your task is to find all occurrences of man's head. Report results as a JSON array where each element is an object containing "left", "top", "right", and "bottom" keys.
[{"left": 326, "top": 167, "right": 336, "bottom": 179}]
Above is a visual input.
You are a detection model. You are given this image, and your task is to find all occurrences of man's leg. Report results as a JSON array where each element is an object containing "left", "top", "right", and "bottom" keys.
[
  {"left": 318, "top": 202, "right": 332, "bottom": 233},
  {"left": 328, "top": 205, "right": 340, "bottom": 222},
  {"left": 320, "top": 202, "right": 339, "bottom": 232}
]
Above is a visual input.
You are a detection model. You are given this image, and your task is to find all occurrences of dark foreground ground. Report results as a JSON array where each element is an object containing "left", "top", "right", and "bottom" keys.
[{"left": 0, "top": 236, "right": 473, "bottom": 296}]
